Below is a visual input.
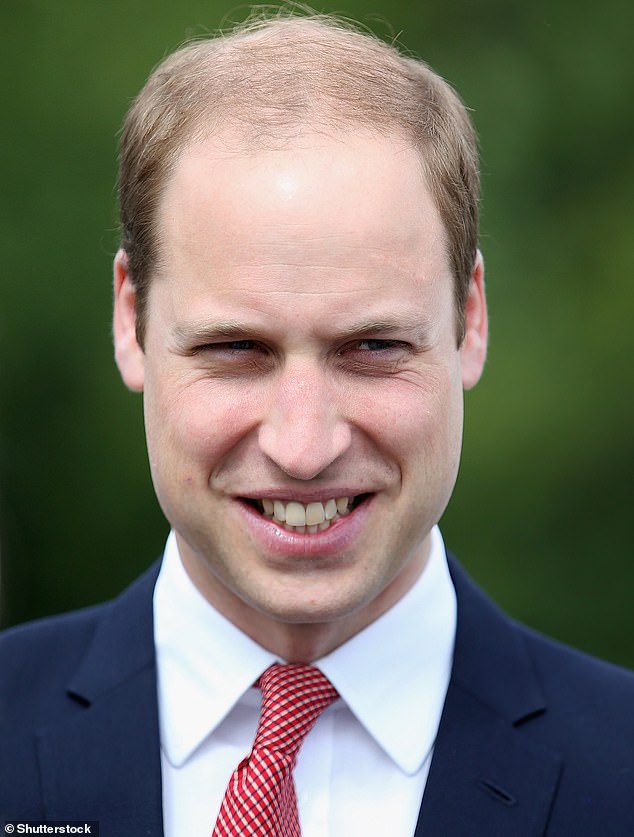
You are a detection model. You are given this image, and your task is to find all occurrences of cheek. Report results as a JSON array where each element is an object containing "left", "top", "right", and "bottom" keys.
[
  {"left": 353, "top": 367, "right": 463, "bottom": 462},
  {"left": 146, "top": 377, "right": 262, "bottom": 472}
]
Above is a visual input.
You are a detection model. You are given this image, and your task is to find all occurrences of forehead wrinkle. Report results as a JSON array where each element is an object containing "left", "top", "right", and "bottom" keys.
[
  {"left": 156, "top": 233, "right": 429, "bottom": 285},
  {"left": 161, "top": 253, "right": 447, "bottom": 294},
  {"left": 216, "top": 264, "right": 449, "bottom": 297},
  {"left": 161, "top": 231, "right": 427, "bottom": 266}
]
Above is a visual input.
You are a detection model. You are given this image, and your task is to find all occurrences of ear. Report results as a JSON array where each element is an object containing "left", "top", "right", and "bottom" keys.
[
  {"left": 460, "top": 250, "right": 488, "bottom": 390},
  {"left": 113, "top": 249, "right": 145, "bottom": 392}
]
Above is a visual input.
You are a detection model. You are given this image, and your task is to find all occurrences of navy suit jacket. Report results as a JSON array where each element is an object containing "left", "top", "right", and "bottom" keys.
[{"left": 2, "top": 556, "right": 634, "bottom": 835}]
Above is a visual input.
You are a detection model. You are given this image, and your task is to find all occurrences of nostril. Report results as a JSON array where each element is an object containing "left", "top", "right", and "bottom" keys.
[{"left": 257, "top": 412, "right": 352, "bottom": 481}]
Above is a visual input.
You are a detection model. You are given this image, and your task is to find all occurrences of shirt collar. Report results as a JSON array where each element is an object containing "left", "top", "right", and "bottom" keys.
[
  {"left": 317, "top": 526, "right": 456, "bottom": 774},
  {"left": 154, "top": 526, "right": 456, "bottom": 774},
  {"left": 154, "top": 532, "right": 277, "bottom": 767}
]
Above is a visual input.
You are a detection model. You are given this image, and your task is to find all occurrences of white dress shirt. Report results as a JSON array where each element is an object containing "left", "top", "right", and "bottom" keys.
[{"left": 154, "top": 526, "right": 456, "bottom": 836}]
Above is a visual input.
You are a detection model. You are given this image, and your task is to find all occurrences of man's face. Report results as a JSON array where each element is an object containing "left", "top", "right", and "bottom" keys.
[{"left": 114, "top": 129, "right": 487, "bottom": 656}]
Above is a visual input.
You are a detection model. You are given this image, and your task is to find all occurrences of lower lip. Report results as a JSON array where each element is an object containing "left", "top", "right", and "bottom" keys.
[{"left": 236, "top": 496, "right": 374, "bottom": 559}]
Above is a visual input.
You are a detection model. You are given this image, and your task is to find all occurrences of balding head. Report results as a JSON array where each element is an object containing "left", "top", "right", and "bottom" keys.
[{"left": 117, "top": 12, "right": 479, "bottom": 346}]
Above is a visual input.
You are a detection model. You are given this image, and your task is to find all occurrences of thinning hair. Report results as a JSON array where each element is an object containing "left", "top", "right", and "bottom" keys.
[{"left": 118, "top": 10, "right": 479, "bottom": 346}]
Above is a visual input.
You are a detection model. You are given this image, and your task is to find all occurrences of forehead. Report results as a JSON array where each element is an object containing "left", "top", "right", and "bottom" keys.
[
  {"left": 152, "top": 129, "right": 452, "bottom": 323},
  {"left": 163, "top": 130, "right": 441, "bottom": 238}
]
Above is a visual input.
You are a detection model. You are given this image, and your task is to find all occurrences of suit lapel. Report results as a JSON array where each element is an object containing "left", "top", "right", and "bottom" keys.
[
  {"left": 414, "top": 681, "right": 562, "bottom": 836},
  {"left": 414, "top": 559, "right": 562, "bottom": 836},
  {"left": 37, "top": 562, "right": 164, "bottom": 835}
]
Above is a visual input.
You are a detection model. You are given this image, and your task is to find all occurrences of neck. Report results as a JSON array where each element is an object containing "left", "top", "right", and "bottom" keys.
[{"left": 178, "top": 538, "right": 430, "bottom": 662}]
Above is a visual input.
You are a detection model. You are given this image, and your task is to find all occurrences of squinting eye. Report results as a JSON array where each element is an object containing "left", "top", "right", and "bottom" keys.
[
  {"left": 190, "top": 339, "right": 273, "bottom": 378},
  {"left": 224, "top": 340, "right": 257, "bottom": 351},
  {"left": 354, "top": 339, "right": 405, "bottom": 351},
  {"left": 196, "top": 340, "right": 259, "bottom": 353},
  {"left": 335, "top": 339, "right": 411, "bottom": 375}
]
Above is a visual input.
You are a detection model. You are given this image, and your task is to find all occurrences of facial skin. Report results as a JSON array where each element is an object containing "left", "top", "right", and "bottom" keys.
[{"left": 113, "top": 129, "right": 487, "bottom": 662}]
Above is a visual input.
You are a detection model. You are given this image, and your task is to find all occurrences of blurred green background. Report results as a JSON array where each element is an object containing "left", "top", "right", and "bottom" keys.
[{"left": 1, "top": 0, "right": 632, "bottom": 665}]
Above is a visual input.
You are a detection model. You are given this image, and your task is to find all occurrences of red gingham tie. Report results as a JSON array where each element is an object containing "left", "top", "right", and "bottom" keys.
[{"left": 212, "top": 663, "right": 338, "bottom": 837}]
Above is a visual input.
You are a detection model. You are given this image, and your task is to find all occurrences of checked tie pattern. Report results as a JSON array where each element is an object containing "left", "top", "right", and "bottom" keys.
[{"left": 213, "top": 663, "right": 338, "bottom": 837}]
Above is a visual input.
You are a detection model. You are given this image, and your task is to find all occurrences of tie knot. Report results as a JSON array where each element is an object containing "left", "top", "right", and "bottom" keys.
[{"left": 254, "top": 663, "right": 338, "bottom": 756}]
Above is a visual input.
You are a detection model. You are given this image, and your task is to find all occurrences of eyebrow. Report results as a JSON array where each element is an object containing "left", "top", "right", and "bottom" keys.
[
  {"left": 171, "top": 314, "right": 434, "bottom": 350},
  {"left": 171, "top": 319, "right": 260, "bottom": 350},
  {"left": 340, "top": 317, "right": 433, "bottom": 339}
]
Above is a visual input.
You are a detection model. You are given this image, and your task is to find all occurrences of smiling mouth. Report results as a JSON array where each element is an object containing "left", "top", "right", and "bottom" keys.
[{"left": 242, "top": 494, "right": 370, "bottom": 533}]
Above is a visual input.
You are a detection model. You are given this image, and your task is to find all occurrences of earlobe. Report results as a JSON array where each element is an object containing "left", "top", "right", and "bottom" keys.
[
  {"left": 460, "top": 250, "right": 488, "bottom": 390},
  {"left": 113, "top": 249, "right": 145, "bottom": 392}
]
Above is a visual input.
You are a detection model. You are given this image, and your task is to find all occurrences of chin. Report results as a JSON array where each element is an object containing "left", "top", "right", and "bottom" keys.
[{"left": 249, "top": 577, "right": 378, "bottom": 628}]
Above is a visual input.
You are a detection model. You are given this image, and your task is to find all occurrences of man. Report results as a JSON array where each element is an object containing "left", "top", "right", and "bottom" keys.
[{"left": 1, "top": 11, "right": 633, "bottom": 836}]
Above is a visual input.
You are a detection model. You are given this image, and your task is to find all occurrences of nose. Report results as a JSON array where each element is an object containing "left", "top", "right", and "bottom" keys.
[{"left": 258, "top": 361, "right": 352, "bottom": 480}]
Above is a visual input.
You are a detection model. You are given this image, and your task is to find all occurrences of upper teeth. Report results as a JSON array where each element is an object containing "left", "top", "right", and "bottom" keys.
[{"left": 261, "top": 497, "right": 350, "bottom": 526}]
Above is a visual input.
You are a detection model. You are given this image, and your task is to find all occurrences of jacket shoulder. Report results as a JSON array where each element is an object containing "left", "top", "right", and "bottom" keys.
[
  {"left": 438, "top": 556, "right": 634, "bottom": 835},
  {"left": 519, "top": 620, "right": 634, "bottom": 728},
  {"left": 0, "top": 603, "right": 107, "bottom": 725},
  {"left": 0, "top": 559, "right": 160, "bottom": 728},
  {"left": 0, "top": 562, "right": 161, "bottom": 823}
]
